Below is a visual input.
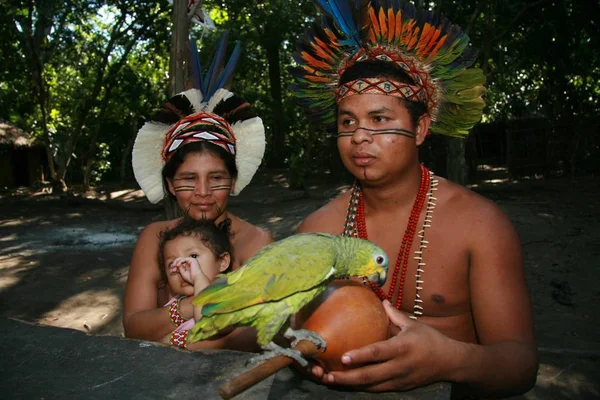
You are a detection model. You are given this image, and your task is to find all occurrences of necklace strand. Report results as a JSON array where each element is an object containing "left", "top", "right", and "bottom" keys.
[{"left": 342, "top": 164, "right": 430, "bottom": 310}]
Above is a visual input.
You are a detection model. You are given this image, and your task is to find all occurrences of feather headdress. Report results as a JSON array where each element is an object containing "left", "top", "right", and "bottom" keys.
[
  {"left": 132, "top": 33, "right": 265, "bottom": 203},
  {"left": 290, "top": 0, "right": 486, "bottom": 137}
]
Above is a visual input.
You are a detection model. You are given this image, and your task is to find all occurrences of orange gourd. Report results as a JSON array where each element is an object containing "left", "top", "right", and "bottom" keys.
[{"left": 293, "top": 280, "right": 389, "bottom": 372}]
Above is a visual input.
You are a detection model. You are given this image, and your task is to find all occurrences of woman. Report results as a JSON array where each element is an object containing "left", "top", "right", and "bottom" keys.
[{"left": 123, "top": 64, "right": 273, "bottom": 350}]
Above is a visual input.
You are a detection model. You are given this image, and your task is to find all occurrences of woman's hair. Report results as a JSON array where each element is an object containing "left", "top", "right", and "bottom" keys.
[
  {"left": 338, "top": 60, "right": 427, "bottom": 127},
  {"left": 158, "top": 217, "right": 233, "bottom": 283},
  {"left": 161, "top": 141, "right": 238, "bottom": 201}
]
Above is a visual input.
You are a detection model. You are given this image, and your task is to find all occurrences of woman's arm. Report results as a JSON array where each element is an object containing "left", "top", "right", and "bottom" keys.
[{"left": 123, "top": 222, "right": 193, "bottom": 340}]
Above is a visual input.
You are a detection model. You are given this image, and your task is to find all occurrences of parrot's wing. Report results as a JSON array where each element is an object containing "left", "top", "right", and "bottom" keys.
[{"left": 194, "top": 233, "right": 338, "bottom": 315}]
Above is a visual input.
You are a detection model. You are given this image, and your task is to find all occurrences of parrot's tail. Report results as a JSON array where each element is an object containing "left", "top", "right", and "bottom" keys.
[{"left": 188, "top": 312, "right": 247, "bottom": 343}]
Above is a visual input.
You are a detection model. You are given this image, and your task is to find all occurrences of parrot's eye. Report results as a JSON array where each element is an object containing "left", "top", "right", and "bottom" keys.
[
  {"left": 376, "top": 256, "right": 384, "bottom": 265},
  {"left": 190, "top": 253, "right": 198, "bottom": 259}
]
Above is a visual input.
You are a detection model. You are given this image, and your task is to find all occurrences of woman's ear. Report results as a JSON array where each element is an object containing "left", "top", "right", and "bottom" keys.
[
  {"left": 166, "top": 178, "right": 176, "bottom": 197},
  {"left": 218, "top": 252, "right": 231, "bottom": 272},
  {"left": 415, "top": 113, "right": 431, "bottom": 146}
]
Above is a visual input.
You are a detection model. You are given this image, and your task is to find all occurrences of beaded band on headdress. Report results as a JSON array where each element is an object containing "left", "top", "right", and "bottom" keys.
[
  {"left": 132, "top": 33, "right": 265, "bottom": 204},
  {"left": 290, "top": 0, "right": 486, "bottom": 137}
]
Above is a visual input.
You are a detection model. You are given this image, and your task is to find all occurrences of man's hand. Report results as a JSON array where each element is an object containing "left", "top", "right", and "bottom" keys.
[{"left": 312, "top": 300, "right": 462, "bottom": 391}]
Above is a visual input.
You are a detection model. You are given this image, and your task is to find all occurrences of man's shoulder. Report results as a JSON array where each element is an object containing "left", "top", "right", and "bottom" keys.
[
  {"left": 298, "top": 191, "right": 351, "bottom": 234},
  {"left": 438, "top": 177, "right": 513, "bottom": 228}
]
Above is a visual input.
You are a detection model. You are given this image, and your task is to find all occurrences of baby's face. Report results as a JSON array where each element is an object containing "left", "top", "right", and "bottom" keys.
[{"left": 163, "top": 236, "right": 220, "bottom": 296}]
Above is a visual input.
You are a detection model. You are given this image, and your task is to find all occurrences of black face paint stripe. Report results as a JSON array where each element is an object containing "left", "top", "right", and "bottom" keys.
[
  {"left": 174, "top": 185, "right": 195, "bottom": 192},
  {"left": 336, "top": 127, "right": 416, "bottom": 139},
  {"left": 210, "top": 185, "right": 232, "bottom": 191}
]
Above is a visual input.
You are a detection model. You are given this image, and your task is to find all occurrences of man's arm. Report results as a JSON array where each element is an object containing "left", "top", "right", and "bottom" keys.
[
  {"left": 451, "top": 201, "right": 538, "bottom": 395},
  {"left": 123, "top": 222, "right": 192, "bottom": 340}
]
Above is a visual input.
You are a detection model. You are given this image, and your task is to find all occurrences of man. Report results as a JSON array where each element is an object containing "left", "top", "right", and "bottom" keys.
[{"left": 291, "top": 1, "right": 538, "bottom": 397}]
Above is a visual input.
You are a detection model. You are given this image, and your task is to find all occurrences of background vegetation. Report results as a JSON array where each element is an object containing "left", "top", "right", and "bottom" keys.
[{"left": 2, "top": 0, "right": 598, "bottom": 191}]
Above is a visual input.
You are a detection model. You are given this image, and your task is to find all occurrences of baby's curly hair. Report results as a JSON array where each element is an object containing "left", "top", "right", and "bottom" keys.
[{"left": 158, "top": 218, "right": 232, "bottom": 284}]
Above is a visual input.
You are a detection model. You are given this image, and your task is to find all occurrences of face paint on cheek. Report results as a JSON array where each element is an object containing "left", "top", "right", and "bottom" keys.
[
  {"left": 210, "top": 184, "right": 232, "bottom": 191},
  {"left": 173, "top": 185, "right": 195, "bottom": 192}
]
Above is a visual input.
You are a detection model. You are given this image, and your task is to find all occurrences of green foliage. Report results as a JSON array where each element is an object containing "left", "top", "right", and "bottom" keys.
[{"left": 1, "top": 0, "right": 598, "bottom": 188}]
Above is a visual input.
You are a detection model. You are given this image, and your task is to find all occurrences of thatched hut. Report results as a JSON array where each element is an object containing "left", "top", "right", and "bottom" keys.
[{"left": 0, "top": 120, "right": 46, "bottom": 188}]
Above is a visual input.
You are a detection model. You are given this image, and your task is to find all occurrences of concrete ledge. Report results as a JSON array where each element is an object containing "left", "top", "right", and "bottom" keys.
[{"left": 0, "top": 318, "right": 450, "bottom": 399}]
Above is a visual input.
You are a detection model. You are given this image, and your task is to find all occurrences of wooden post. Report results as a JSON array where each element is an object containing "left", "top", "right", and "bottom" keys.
[{"left": 169, "top": 0, "right": 189, "bottom": 97}]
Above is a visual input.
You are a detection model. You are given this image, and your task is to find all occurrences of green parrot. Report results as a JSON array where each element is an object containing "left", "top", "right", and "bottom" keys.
[{"left": 188, "top": 232, "right": 388, "bottom": 365}]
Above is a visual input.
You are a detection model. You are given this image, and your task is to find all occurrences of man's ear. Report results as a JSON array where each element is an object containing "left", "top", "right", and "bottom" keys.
[
  {"left": 218, "top": 252, "right": 231, "bottom": 272},
  {"left": 166, "top": 178, "right": 176, "bottom": 197},
  {"left": 415, "top": 113, "right": 431, "bottom": 146}
]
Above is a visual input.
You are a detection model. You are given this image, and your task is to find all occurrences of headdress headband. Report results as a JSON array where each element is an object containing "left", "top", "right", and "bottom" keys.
[
  {"left": 290, "top": 0, "right": 486, "bottom": 137},
  {"left": 132, "top": 33, "right": 266, "bottom": 203}
]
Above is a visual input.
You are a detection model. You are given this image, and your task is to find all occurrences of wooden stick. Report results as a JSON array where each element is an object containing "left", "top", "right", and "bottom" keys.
[{"left": 219, "top": 340, "right": 321, "bottom": 400}]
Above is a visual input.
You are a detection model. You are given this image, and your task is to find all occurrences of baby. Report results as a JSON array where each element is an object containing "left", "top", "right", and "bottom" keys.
[{"left": 158, "top": 217, "right": 231, "bottom": 348}]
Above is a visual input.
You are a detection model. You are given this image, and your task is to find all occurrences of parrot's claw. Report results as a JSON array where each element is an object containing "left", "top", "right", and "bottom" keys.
[
  {"left": 248, "top": 342, "right": 308, "bottom": 367},
  {"left": 283, "top": 327, "right": 327, "bottom": 351}
]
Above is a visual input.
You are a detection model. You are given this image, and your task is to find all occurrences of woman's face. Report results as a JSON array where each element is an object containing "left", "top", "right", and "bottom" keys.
[{"left": 166, "top": 151, "right": 234, "bottom": 223}]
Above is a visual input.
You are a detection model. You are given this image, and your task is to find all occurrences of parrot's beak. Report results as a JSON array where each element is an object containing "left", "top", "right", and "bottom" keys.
[{"left": 366, "top": 268, "right": 387, "bottom": 287}]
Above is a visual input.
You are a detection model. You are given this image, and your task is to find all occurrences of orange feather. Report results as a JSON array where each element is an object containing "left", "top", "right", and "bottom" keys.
[
  {"left": 395, "top": 10, "right": 403, "bottom": 42},
  {"left": 324, "top": 29, "right": 340, "bottom": 47},
  {"left": 301, "top": 51, "right": 332, "bottom": 70},
  {"left": 305, "top": 75, "right": 332, "bottom": 83},
  {"left": 315, "top": 37, "right": 336, "bottom": 57},
  {"left": 408, "top": 27, "right": 420, "bottom": 49},
  {"left": 311, "top": 42, "right": 334, "bottom": 61},
  {"left": 417, "top": 23, "right": 434, "bottom": 55},
  {"left": 378, "top": 7, "right": 387, "bottom": 39},
  {"left": 424, "top": 28, "right": 443, "bottom": 56},
  {"left": 401, "top": 20, "right": 415, "bottom": 45},
  {"left": 368, "top": 6, "right": 380, "bottom": 40},
  {"left": 387, "top": 8, "right": 395, "bottom": 42},
  {"left": 429, "top": 34, "right": 447, "bottom": 58}
]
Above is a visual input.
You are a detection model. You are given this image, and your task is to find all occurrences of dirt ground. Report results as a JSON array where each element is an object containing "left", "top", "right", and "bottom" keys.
[{"left": 1, "top": 169, "right": 599, "bottom": 398}]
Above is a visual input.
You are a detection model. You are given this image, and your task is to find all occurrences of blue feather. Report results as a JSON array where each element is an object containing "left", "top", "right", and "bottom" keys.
[
  {"left": 211, "top": 40, "right": 242, "bottom": 97},
  {"left": 315, "top": 0, "right": 361, "bottom": 46},
  {"left": 188, "top": 39, "right": 203, "bottom": 91},
  {"left": 203, "top": 31, "right": 230, "bottom": 96}
]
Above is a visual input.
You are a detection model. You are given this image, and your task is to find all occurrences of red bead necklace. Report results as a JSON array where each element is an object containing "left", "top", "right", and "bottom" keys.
[{"left": 357, "top": 164, "right": 430, "bottom": 309}]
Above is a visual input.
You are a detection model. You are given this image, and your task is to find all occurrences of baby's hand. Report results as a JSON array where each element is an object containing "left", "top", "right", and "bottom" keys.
[{"left": 171, "top": 256, "right": 204, "bottom": 284}]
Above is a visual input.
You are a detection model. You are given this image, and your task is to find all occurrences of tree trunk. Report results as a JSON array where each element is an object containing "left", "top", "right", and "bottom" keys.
[
  {"left": 169, "top": 0, "right": 189, "bottom": 96},
  {"left": 446, "top": 138, "right": 468, "bottom": 184},
  {"left": 264, "top": 22, "right": 286, "bottom": 167},
  {"left": 21, "top": 1, "right": 62, "bottom": 191},
  {"left": 121, "top": 117, "right": 138, "bottom": 184},
  {"left": 165, "top": 0, "right": 191, "bottom": 219}
]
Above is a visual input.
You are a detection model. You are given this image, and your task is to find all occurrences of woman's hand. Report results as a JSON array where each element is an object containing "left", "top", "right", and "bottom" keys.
[{"left": 312, "top": 300, "right": 462, "bottom": 391}]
